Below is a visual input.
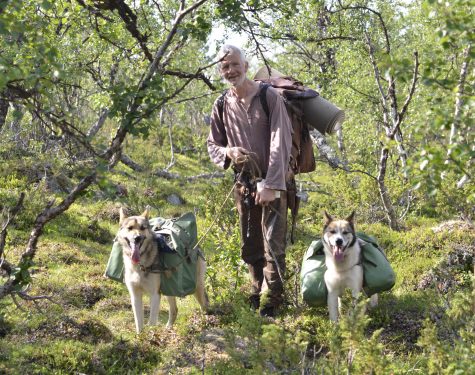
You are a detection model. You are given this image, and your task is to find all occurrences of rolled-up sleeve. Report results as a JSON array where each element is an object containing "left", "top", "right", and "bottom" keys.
[{"left": 263, "top": 88, "right": 292, "bottom": 191}]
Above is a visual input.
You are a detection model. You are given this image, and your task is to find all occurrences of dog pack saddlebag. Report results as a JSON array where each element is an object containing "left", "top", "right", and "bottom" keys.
[
  {"left": 104, "top": 241, "right": 124, "bottom": 283},
  {"left": 300, "top": 240, "right": 327, "bottom": 307},
  {"left": 104, "top": 212, "right": 201, "bottom": 298},
  {"left": 150, "top": 212, "right": 200, "bottom": 297},
  {"left": 300, "top": 232, "right": 396, "bottom": 306},
  {"left": 357, "top": 232, "right": 396, "bottom": 296}
]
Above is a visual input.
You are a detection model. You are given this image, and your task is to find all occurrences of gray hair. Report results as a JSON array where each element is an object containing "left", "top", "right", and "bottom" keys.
[{"left": 217, "top": 44, "right": 247, "bottom": 69}]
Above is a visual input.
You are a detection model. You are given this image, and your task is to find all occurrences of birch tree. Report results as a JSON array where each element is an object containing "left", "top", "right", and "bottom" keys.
[{"left": 0, "top": 0, "right": 216, "bottom": 300}]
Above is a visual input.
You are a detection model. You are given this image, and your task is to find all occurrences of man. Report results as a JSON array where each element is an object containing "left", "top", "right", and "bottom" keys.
[{"left": 207, "top": 45, "right": 292, "bottom": 317}]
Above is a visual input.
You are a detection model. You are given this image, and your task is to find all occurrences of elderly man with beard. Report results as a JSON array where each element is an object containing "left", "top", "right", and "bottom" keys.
[{"left": 207, "top": 45, "right": 292, "bottom": 317}]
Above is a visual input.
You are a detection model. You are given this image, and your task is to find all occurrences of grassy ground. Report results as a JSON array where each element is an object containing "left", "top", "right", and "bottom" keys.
[{"left": 0, "top": 152, "right": 474, "bottom": 374}]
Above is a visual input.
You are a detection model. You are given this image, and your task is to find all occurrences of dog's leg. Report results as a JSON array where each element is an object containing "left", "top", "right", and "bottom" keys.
[
  {"left": 194, "top": 258, "right": 209, "bottom": 311},
  {"left": 130, "top": 289, "right": 144, "bottom": 333},
  {"left": 166, "top": 296, "right": 178, "bottom": 328},
  {"left": 327, "top": 291, "right": 339, "bottom": 322},
  {"left": 149, "top": 292, "right": 161, "bottom": 326},
  {"left": 369, "top": 293, "right": 378, "bottom": 308}
]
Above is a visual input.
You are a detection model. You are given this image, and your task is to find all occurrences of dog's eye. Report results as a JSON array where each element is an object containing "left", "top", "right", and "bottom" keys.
[
  {"left": 128, "top": 226, "right": 134, "bottom": 230},
  {"left": 140, "top": 225, "right": 146, "bottom": 230},
  {"left": 342, "top": 231, "right": 349, "bottom": 235},
  {"left": 329, "top": 230, "right": 336, "bottom": 234}
]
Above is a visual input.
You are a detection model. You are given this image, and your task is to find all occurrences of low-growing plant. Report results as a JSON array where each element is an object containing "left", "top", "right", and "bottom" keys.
[{"left": 417, "top": 280, "right": 475, "bottom": 375}]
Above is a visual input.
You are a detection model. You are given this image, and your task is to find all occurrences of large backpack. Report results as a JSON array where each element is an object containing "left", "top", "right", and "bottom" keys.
[
  {"left": 216, "top": 82, "right": 316, "bottom": 175},
  {"left": 216, "top": 67, "right": 345, "bottom": 175}
]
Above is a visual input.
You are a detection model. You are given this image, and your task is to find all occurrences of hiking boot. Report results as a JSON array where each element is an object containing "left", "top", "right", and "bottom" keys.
[
  {"left": 249, "top": 295, "right": 260, "bottom": 311},
  {"left": 259, "top": 305, "right": 276, "bottom": 318}
]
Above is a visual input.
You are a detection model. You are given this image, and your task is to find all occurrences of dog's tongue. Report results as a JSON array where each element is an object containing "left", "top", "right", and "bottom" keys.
[
  {"left": 131, "top": 244, "right": 141, "bottom": 264},
  {"left": 333, "top": 246, "right": 344, "bottom": 261}
]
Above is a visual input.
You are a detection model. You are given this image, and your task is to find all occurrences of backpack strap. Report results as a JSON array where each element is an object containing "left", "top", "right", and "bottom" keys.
[
  {"left": 217, "top": 83, "right": 271, "bottom": 122},
  {"left": 259, "top": 83, "right": 271, "bottom": 118},
  {"left": 216, "top": 89, "right": 228, "bottom": 124}
]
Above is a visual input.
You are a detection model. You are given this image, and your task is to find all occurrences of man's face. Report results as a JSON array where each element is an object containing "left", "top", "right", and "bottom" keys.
[{"left": 219, "top": 52, "right": 248, "bottom": 87}]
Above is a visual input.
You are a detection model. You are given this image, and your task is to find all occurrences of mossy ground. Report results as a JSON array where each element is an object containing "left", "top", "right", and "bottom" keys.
[{"left": 0, "top": 152, "right": 473, "bottom": 374}]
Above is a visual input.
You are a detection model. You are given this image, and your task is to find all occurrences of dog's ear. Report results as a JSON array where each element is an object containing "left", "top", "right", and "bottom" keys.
[
  {"left": 119, "top": 207, "right": 127, "bottom": 224},
  {"left": 141, "top": 205, "right": 151, "bottom": 219},
  {"left": 346, "top": 211, "right": 356, "bottom": 223},
  {"left": 324, "top": 211, "right": 333, "bottom": 224}
]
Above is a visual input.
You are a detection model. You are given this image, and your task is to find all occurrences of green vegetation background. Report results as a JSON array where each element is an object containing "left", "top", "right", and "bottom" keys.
[{"left": 0, "top": 0, "right": 473, "bottom": 374}]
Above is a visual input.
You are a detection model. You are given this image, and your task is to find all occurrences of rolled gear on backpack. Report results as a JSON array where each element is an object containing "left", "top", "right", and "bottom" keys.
[{"left": 253, "top": 66, "right": 345, "bottom": 136}]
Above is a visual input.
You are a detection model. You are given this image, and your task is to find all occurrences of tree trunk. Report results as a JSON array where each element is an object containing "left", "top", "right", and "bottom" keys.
[
  {"left": 0, "top": 95, "right": 8, "bottom": 133},
  {"left": 377, "top": 147, "right": 400, "bottom": 230},
  {"left": 120, "top": 154, "right": 144, "bottom": 172},
  {"left": 448, "top": 45, "right": 471, "bottom": 152},
  {"left": 165, "top": 109, "right": 176, "bottom": 171},
  {"left": 394, "top": 130, "right": 408, "bottom": 180},
  {"left": 336, "top": 127, "right": 346, "bottom": 156},
  {"left": 87, "top": 108, "right": 109, "bottom": 138}
]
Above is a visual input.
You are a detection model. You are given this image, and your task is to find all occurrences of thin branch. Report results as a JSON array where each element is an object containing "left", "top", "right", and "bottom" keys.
[
  {"left": 112, "top": 0, "right": 154, "bottom": 61},
  {"left": 174, "top": 92, "right": 216, "bottom": 104},
  {"left": 104, "top": 0, "right": 210, "bottom": 163},
  {"left": 0, "top": 193, "right": 25, "bottom": 274},
  {"left": 282, "top": 33, "right": 357, "bottom": 44},
  {"left": 23, "top": 172, "right": 97, "bottom": 260},
  {"left": 364, "top": 30, "right": 388, "bottom": 120},
  {"left": 160, "top": 39, "right": 186, "bottom": 68},
  {"left": 162, "top": 69, "right": 215, "bottom": 90},
  {"left": 86, "top": 108, "right": 110, "bottom": 138},
  {"left": 241, "top": 13, "right": 272, "bottom": 75},
  {"left": 332, "top": 3, "right": 390, "bottom": 53},
  {"left": 120, "top": 154, "right": 144, "bottom": 172},
  {"left": 130, "top": 56, "right": 223, "bottom": 125},
  {"left": 448, "top": 44, "right": 471, "bottom": 149},
  {"left": 32, "top": 108, "right": 99, "bottom": 158},
  {"left": 345, "top": 81, "right": 380, "bottom": 103},
  {"left": 391, "top": 51, "right": 420, "bottom": 138}
]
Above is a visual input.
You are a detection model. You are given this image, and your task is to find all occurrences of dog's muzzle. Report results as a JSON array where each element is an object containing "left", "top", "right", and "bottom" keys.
[
  {"left": 126, "top": 236, "right": 144, "bottom": 264},
  {"left": 332, "top": 238, "right": 346, "bottom": 262}
]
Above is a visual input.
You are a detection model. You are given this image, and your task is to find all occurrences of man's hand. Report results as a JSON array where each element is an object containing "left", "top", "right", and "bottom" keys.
[
  {"left": 226, "top": 147, "right": 249, "bottom": 164},
  {"left": 255, "top": 188, "right": 277, "bottom": 206}
]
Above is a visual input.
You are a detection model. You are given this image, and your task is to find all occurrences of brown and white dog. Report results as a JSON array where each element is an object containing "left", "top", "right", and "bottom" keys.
[
  {"left": 118, "top": 207, "right": 208, "bottom": 333},
  {"left": 322, "top": 211, "right": 377, "bottom": 321}
]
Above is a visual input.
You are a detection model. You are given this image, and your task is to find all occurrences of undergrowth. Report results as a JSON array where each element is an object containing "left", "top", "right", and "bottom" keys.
[{"left": 0, "top": 143, "right": 474, "bottom": 374}]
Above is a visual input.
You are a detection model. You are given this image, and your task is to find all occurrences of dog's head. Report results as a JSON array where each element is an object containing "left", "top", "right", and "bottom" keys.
[
  {"left": 322, "top": 211, "right": 356, "bottom": 262},
  {"left": 118, "top": 207, "right": 153, "bottom": 265}
]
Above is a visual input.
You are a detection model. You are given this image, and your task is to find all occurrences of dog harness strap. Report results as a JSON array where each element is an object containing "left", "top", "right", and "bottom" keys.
[{"left": 348, "top": 234, "right": 357, "bottom": 248}]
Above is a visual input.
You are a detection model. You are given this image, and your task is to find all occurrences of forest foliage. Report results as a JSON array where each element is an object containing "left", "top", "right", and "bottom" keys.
[{"left": 0, "top": 0, "right": 473, "bottom": 373}]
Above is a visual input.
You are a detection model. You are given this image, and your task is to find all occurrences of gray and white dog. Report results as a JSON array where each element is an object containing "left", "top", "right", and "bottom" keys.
[
  {"left": 322, "top": 211, "right": 377, "bottom": 321},
  {"left": 118, "top": 207, "right": 208, "bottom": 333}
]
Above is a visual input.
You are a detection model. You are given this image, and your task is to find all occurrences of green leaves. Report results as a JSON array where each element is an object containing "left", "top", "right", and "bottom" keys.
[
  {"left": 179, "top": 11, "right": 212, "bottom": 42},
  {"left": 11, "top": 258, "right": 34, "bottom": 291}
]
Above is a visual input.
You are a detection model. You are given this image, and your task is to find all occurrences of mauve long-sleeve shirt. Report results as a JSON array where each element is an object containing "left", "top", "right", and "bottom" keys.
[{"left": 207, "top": 84, "right": 292, "bottom": 191}]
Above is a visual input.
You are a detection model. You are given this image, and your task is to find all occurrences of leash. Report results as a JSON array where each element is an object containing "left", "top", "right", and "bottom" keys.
[
  {"left": 140, "top": 167, "right": 246, "bottom": 275},
  {"left": 185, "top": 154, "right": 288, "bottom": 287},
  {"left": 192, "top": 153, "right": 261, "bottom": 251},
  {"left": 192, "top": 171, "right": 243, "bottom": 252}
]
